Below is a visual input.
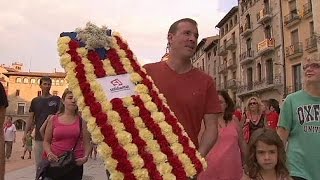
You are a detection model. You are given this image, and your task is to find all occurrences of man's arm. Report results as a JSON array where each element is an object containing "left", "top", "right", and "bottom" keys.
[
  {"left": 198, "top": 113, "right": 219, "bottom": 157},
  {"left": 277, "top": 127, "right": 289, "bottom": 148},
  {"left": 23, "top": 112, "right": 34, "bottom": 143}
]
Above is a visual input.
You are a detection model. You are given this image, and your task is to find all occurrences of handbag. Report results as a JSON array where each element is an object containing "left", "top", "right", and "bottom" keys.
[{"left": 46, "top": 118, "right": 83, "bottom": 179}]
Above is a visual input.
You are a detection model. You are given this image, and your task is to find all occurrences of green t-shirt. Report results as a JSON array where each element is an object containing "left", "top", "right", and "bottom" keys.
[
  {"left": 279, "top": 90, "right": 320, "bottom": 180},
  {"left": 26, "top": 136, "right": 33, "bottom": 147}
]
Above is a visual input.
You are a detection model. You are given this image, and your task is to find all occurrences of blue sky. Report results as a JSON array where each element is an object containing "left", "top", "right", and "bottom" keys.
[{"left": 0, "top": 0, "right": 237, "bottom": 72}]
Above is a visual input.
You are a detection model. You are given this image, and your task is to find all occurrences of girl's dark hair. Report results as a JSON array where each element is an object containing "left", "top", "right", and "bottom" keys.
[
  {"left": 269, "top": 98, "right": 280, "bottom": 114},
  {"left": 218, "top": 90, "right": 235, "bottom": 123},
  {"left": 245, "top": 128, "right": 289, "bottom": 179}
]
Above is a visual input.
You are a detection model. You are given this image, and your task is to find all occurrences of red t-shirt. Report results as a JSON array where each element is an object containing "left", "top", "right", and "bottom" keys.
[
  {"left": 233, "top": 110, "right": 242, "bottom": 121},
  {"left": 266, "top": 112, "right": 279, "bottom": 129},
  {"left": 144, "top": 61, "right": 222, "bottom": 147}
]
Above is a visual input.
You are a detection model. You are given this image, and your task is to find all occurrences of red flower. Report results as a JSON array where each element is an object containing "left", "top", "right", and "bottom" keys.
[
  {"left": 68, "top": 40, "right": 80, "bottom": 50},
  {"left": 79, "top": 82, "right": 91, "bottom": 94},
  {"left": 95, "top": 113, "right": 108, "bottom": 127},
  {"left": 90, "top": 102, "right": 102, "bottom": 116},
  {"left": 75, "top": 72, "right": 87, "bottom": 84},
  {"left": 141, "top": 79, "right": 153, "bottom": 90},
  {"left": 94, "top": 67, "right": 106, "bottom": 78},
  {"left": 132, "top": 137, "right": 146, "bottom": 147},
  {"left": 75, "top": 63, "right": 85, "bottom": 73},
  {"left": 87, "top": 51, "right": 100, "bottom": 63},
  {"left": 83, "top": 92, "right": 96, "bottom": 105},
  {"left": 67, "top": 50, "right": 78, "bottom": 57},
  {"left": 71, "top": 55, "right": 82, "bottom": 64}
]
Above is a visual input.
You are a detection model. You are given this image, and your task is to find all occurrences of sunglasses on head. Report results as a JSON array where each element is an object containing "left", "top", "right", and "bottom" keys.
[
  {"left": 249, "top": 102, "right": 258, "bottom": 105},
  {"left": 303, "top": 63, "right": 320, "bottom": 70}
]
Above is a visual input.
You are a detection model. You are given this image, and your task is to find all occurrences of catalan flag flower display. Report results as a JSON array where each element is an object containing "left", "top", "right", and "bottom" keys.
[{"left": 58, "top": 22, "right": 206, "bottom": 180}]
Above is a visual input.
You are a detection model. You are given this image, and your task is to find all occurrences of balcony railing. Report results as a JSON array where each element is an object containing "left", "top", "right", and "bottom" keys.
[
  {"left": 226, "top": 79, "right": 238, "bottom": 89},
  {"left": 257, "top": 7, "right": 272, "bottom": 24},
  {"left": 303, "top": 2, "right": 312, "bottom": 18},
  {"left": 285, "top": 42, "right": 303, "bottom": 58},
  {"left": 240, "top": 22, "right": 253, "bottom": 37},
  {"left": 284, "top": 11, "right": 301, "bottom": 27},
  {"left": 240, "top": 50, "right": 254, "bottom": 64},
  {"left": 227, "top": 58, "right": 237, "bottom": 69},
  {"left": 305, "top": 35, "right": 317, "bottom": 52},
  {"left": 218, "top": 45, "right": 227, "bottom": 56},
  {"left": 226, "top": 38, "right": 237, "bottom": 50},
  {"left": 257, "top": 38, "right": 275, "bottom": 55}
]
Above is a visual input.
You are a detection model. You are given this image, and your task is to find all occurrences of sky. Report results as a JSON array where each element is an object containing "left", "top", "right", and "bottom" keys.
[{"left": 0, "top": 0, "right": 237, "bottom": 72}]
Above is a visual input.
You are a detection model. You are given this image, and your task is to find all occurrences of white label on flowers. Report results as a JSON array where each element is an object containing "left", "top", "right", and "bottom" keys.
[{"left": 97, "top": 74, "right": 136, "bottom": 100}]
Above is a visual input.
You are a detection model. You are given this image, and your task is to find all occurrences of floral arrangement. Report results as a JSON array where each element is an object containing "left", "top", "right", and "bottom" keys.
[{"left": 58, "top": 22, "right": 206, "bottom": 180}]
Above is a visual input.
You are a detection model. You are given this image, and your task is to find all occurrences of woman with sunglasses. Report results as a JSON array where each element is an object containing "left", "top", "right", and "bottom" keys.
[{"left": 242, "top": 96, "right": 267, "bottom": 143}]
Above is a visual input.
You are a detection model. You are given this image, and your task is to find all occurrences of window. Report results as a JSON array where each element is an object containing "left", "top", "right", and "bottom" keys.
[
  {"left": 246, "top": 14, "right": 251, "bottom": 29},
  {"left": 264, "top": 25, "right": 272, "bottom": 39},
  {"left": 37, "top": 79, "right": 40, "bottom": 84},
  {"left": 247, "top": 67, "right": 253, "bottom": 90},
  {"left": 16, "top": 89, "right": 20, "bottom": 96},
  {"left": 309, "top": 21, "right": 314, "bottom": 36},
  {"left": 52, "top": 79, "right": 55, "bottom": 86},
  {"left": 16, "top": 77, "right": 22, "bottom": 83},
  {"left": 23, "top": 78, "right": 29, "bottom": 84},
  {"left": 291, "top": 29, "right": 299, "bottom": 44},
  {"left": 257, "top": 63, "right": 262, "bottom": 82},
  {"left": 30, "top": 78, "right": 36, "bottom": 84},
  {"left": 246, "top": 38, "right": 252, "bottom": 51},
  {"left": 289, "top": 0, "right": 297, "bottom": 13},
  {"left": 230, "top": 20, "right": 233, "bottom": 28},
  {"left": 213, "top": 47, "right": 217, "bottom": 56},
  {"left": 202, "top": 58, "right": 205, "bottom": 71},
  {"left": 266, "top": 59, "right": 274, "bottom": 84},
  {"left": 208, "top": 52, "right": 211, "bottom": 60},
  {"left": 293, "top": 64, "right": 302, "bottom": 91},
  {"left": 221, "top": 28, "right": 224, "bottom": 37},
  {"left": 226, "top": 24, "right": 229, "bottom": 33},
  {"left": 37, "top": 91, "right": 42, "bottom": 97},
  {"left": 53, "top": 91, "right": 58, "bottom": 96},
  {"left": 213, "top": 60, "right": 217, "bottom": 74},
  {"left": 17, "top": 103, "right": 26, "bottom": 115},
  {"left": 60, "top": 80, "right": 64, "bottom": 86},
  {"left": 234, "top": 15, "right": 238, "bottom": 24}
]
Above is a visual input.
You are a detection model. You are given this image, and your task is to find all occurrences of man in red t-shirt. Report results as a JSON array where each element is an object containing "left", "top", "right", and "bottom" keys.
[{"left": 144, "top": 18, "right": 222, "bottom": 157}]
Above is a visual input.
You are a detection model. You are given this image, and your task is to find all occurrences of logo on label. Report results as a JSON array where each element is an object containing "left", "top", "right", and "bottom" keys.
[
  {"left": 111, "top": 79, "right": 123, "bottom": 86},
  {"left": 110, "top": 79, "right": 130, "bottom": 93}
]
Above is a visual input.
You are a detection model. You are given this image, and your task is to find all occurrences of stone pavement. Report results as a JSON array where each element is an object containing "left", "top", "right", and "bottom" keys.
[{"left": 5, "top": 158, "right": 109, "bottom": 180}]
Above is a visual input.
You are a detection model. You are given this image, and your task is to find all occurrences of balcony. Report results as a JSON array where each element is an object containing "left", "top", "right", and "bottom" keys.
[
  {"left": 305, "top": 35, "right": 318, "bottom": 53},
  {"left": 257, "top": 38, "right": 275, "bottom": 56},
  {"left": 218, "top": 45, "right": 227, "bottom": 56},
  {"left": 240, "top": 23, "right": 253, "bottom": 37},
  {"left": 227, "top": 58, "right": 237, "bottom": 69},
  {"left": 284, "top": 11, "right": 301, "bottom": 27},
  {"left": 285, "top": 42, "right": 303, "bottom": 59},
  {"left": 226, "top": 79, "right": 238, "bottom": 90},
  {"left": 226, "top": 38, "right": 237, "bottom": 50},
  {"left": 240, "top": 50, "right": 254, "bottom": 65},
  {"left": 218, "top": 64, "right": 227, "bottom": 74},
  {"left": 257, "top": 7, "right": 272, "bottom": 24},
  {"left": 302, "top": 2, "right": 312, "bottom": 18}
]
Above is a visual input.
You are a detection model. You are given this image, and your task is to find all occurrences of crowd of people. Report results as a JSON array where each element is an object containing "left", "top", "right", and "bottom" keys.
[{"left": 0, "top": 17, "right": 319, "bottom": 180}]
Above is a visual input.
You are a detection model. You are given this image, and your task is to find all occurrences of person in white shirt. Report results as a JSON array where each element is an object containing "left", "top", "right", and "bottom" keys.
[{"left": 3, "top": 116, "right": 16, "bottom": 160}]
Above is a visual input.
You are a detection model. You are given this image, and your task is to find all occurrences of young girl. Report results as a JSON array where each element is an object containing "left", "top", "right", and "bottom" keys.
[
  {"left": 21, "top": 130, "right": 33, "bottom": 159},
  {"left": 242, "top": 128, "right": 292, "bottom": 180},
  {"left": 198, "top": 90, "right": 247, "bottom": 180},
  {"left": 43, "top": 89, "right": 92, "bottom": 180}
]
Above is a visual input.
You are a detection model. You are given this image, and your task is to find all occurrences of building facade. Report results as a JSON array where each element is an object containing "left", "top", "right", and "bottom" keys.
[
  {"left": 215, "top": 6, "right": 241, "bottom": 103},
  {"left": 238, "top": 0, "right": 284, "bottom": 105},
  {"left": 281, "top": 0, "right": 317, "bottom": 96},
  {"left": 1, "top": 63, "right": 67, "bottom": 130}
]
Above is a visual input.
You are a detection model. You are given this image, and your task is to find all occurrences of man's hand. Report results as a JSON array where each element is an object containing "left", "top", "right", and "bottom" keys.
[{"left": 75, "top": 156, "right": 88, "bottom": 166}]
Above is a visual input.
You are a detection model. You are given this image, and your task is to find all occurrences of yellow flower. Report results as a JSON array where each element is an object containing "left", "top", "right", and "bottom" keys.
[
  {"left": 130, "top": 73, "right": 142, "bottom": 83},
  {"left": 76, "top": 96, "right": 85, "bottom": 109},
  {"left": 86, "top": 73, "right": 97, "bottom": 82},
  {"left": 122, "top": 97, "right": 134, "bottom": 107},
  {"left": 121, "top": 58, "right": 131, "bottom": 65},
  {"left": 58, "top": 43, "right": 70, "bottom": 56},
  {"left": 135, "top": 84, "right": 149, "bottom": 94},
  {"left": 133, "top": 169, "right": 149, "bottom": 180},
  {"left": 76, "top": 47, "right": 88, "bottom": 57},
  {"left": 145, "top": 101, "right": 158, "bottom": 112},
  {"left": 123, "top": 143, "right": 138, "bottom": 156},
  {"left": 84, "top": 61, "right": 95, "bottom": 73},
  {"left": 163, "top": 173, "right": 176, "bottom": 180},
  {"left": 124, "top": 64, "right": 134, "bottom": 73},
  {"left": 196, "top": 152, "right": 207, "bottom": 169},
  {"left": 145, "top": 140, "right": 160, "bottom": 152},
  {"left": 117, "top": 49, "right": 126, "bottom": 58},
  {"left": 153, "top": 151, "right": 167, "bottom": 163},
  {"left": 102, "top": 102, "right": 113, "bottom": 112},
  {"left": 133, "top": 117, "right": 145, "bottom": 128},
  {"left": 151, "top": 112, "right": 165, "bottom": 123},
  {"left": 111, "top": 122, "right": 126, "bottom": 132},
  {"left": 129, "top": 155, "right": 145, "bottom": 169},
  {"left": 107, "top": 111, "right": 121, "bottom": 122},
  {"left": 57, "top": 36, "right": 71, "bottom": 45},
  {"left": 60, "top": 54, "right": 71, "bottom": 67},
  {"left": 158, "top": 93, "right": 167, "bottom": 103},
  {"left": 139, "top": 94, "right": 152, "bottom": 103},
  {"left": 139, "top": 129, "right": 153, "bottom": 140},
  {"left": 105, "top": 159, "right": 119, "bottom": 173},
  {"left": 159, "top": 121, "right": 172, "bottom": 134},
  {"left": 97, "top": 142, "right": 112, "bottom": 157},
  {"left": 116, "top": 131, "right": 132, "bottom": 146},
  {"left": 171, "top": 143, "right": 184, "bottom": 154},
  {"left": 91, "top": 127, "right": 104, "bottom": 144},
  {"left": 128, "top": 106, "right": 139, "bottom": 118},
  {"left": 157, "top": 163, "right": 173, "bottom": 175},
  {"left": 109, "top": 171, "right": 124, "bottom": 180},
  {"left": 105, "top": 66, "right": 116, "bottom": 76},
  {"left": 185, "top": 164, "right": 197, "bottom": 177},
  {"left": 166, "top": 133, "right": 178, "bottom": 145},
  {"left": 81, "top": 106, "right": 92, "bottom": 120}
]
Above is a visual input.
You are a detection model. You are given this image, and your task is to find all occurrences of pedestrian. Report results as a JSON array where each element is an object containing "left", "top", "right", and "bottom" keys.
[
  {"left": 261, "top": 99, "right": 279, "bottom": 130},
  {"left": 242, "top": 96, "right": 267, "bottom": 143},
  {"left": 242, "top": 128, "right": 292, "bottom": 180},
  {"left": 43, "top": 89, "right": 92, "bottom": 180},
  {"left": 21, "top": 130, "right": 33, "bottom": 159},
  {"left": 0, "top": 83, "right": 8, "bottom": 180},
  {"left": 277, "top": 58, "right": 320, "bottom": 180},
  {"left": 143, "top": 18, "right": 222, "bottom": 157},
  {"left": 3, "top": 116, "right": 16, "bottom": 160},
  {"left": 23, "top": 76, "right": 61, "bottom": 168},
  {"left": 198, "top": 90, "right": 246, "bottom": 180}
]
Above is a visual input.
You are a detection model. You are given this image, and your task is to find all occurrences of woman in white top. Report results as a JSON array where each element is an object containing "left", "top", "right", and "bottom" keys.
[{"left": 3, "top": 116, "right": 16, "bottom": 160}]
